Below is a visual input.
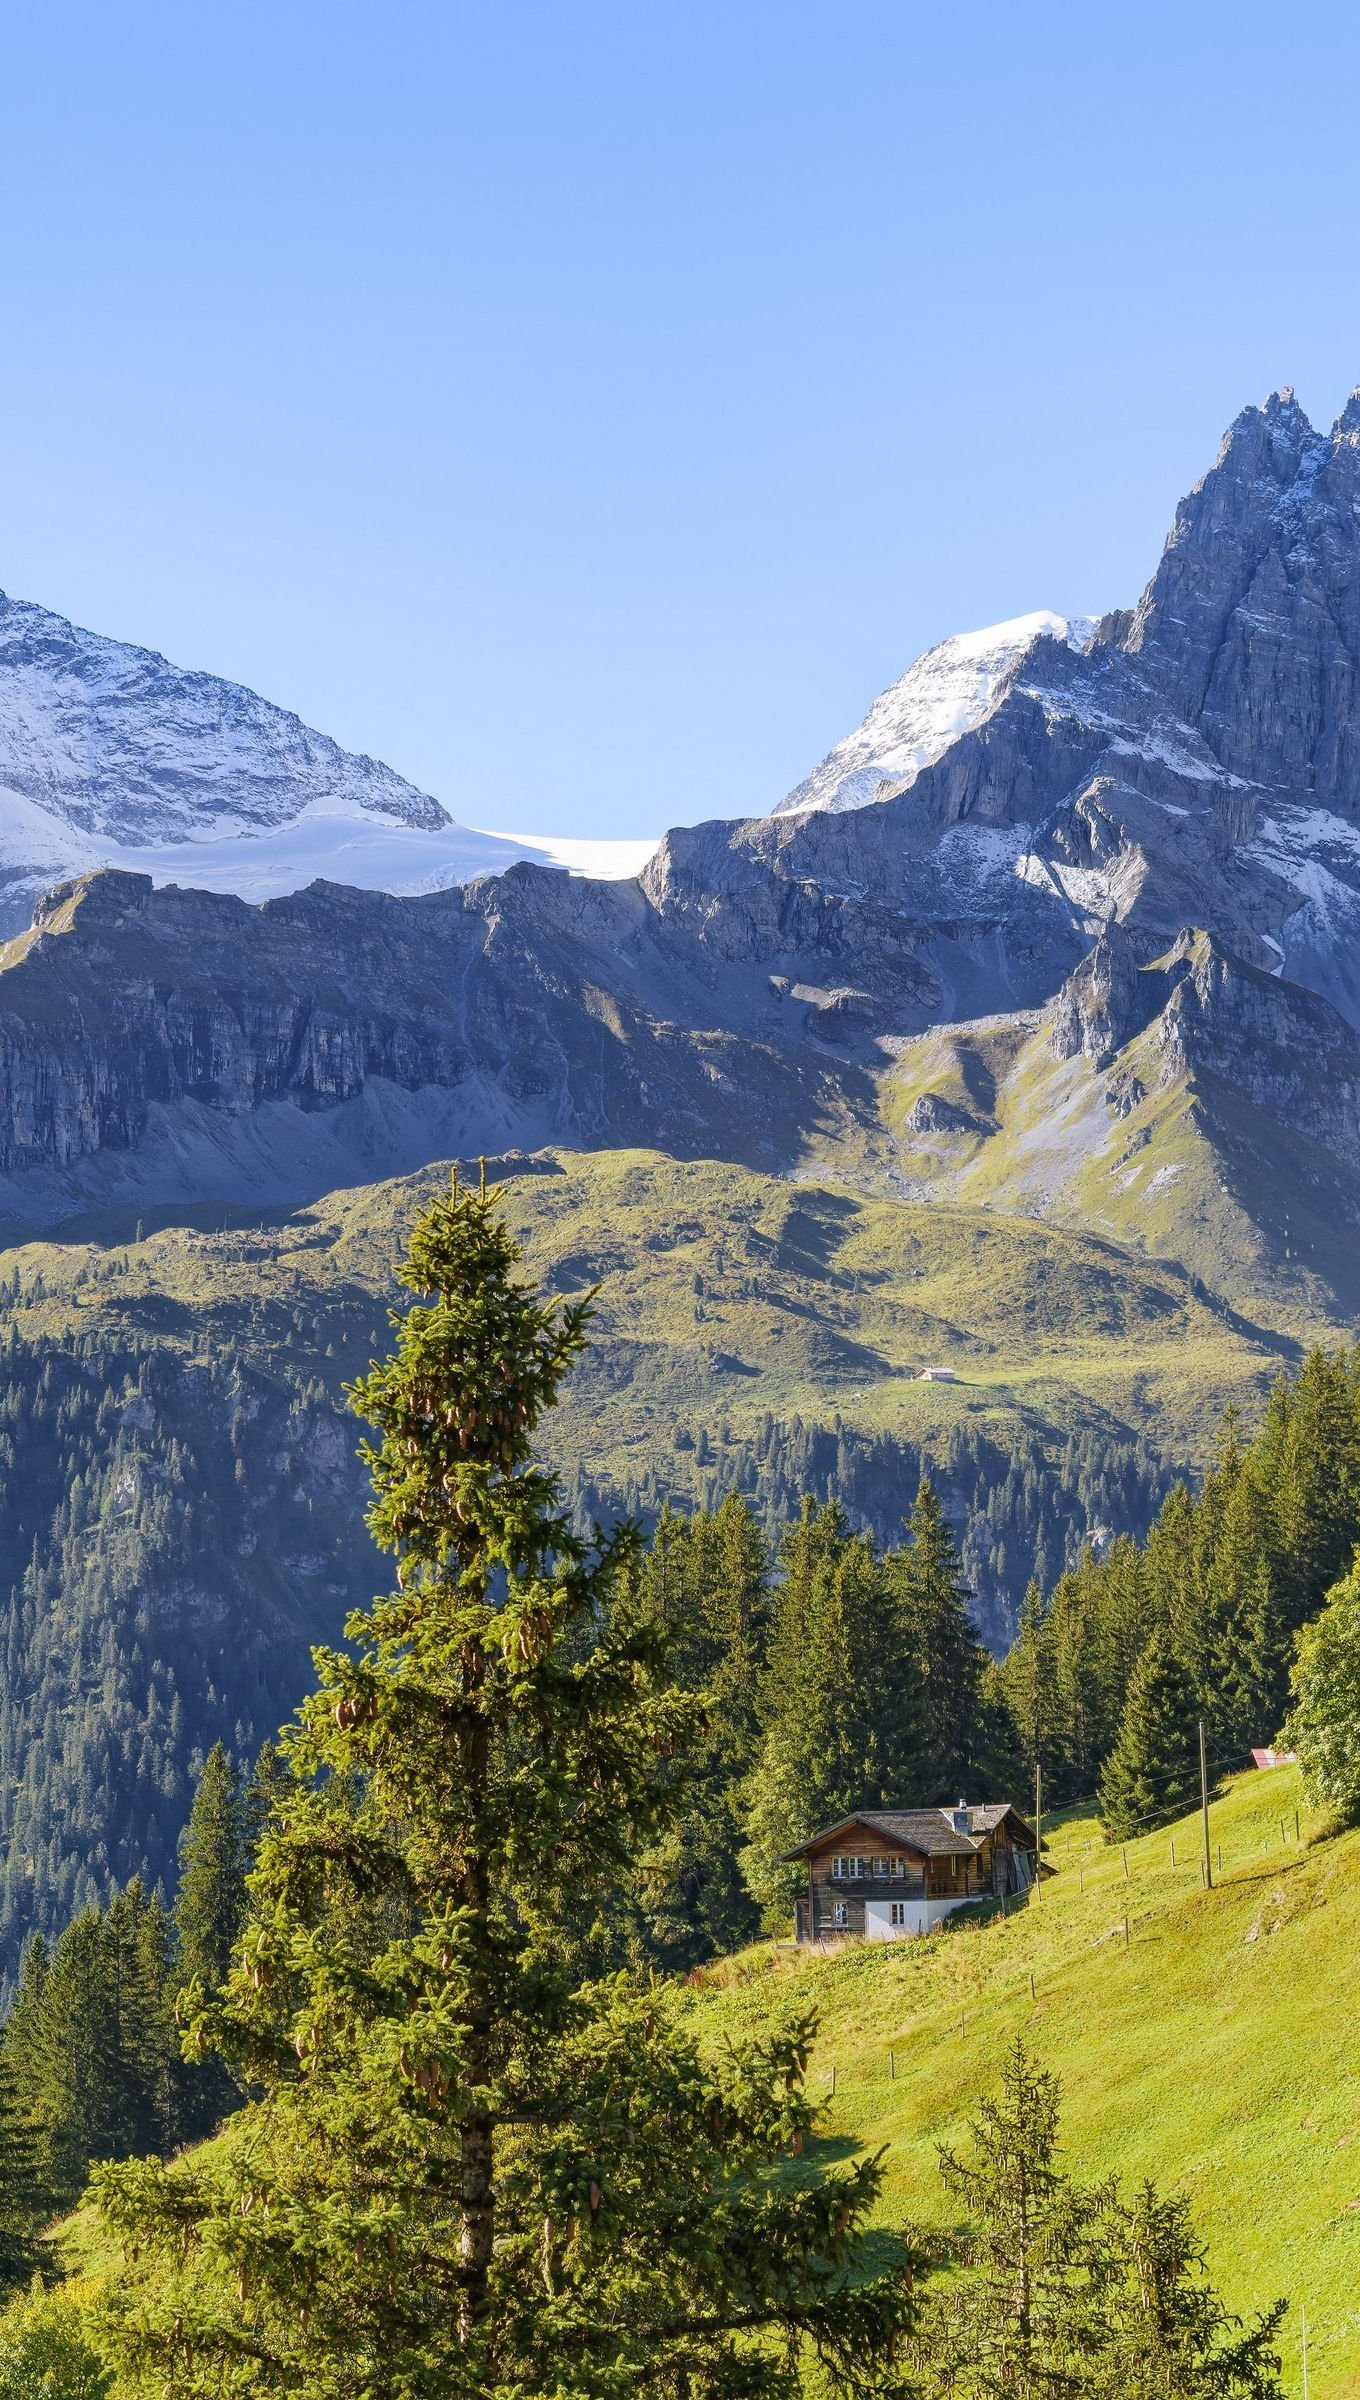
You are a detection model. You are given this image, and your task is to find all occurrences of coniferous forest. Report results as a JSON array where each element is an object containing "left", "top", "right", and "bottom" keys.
[
  {"left": 0, "top": 1262, "right": 1179, "bottom": 1999},
  {"left": 0, "top": 1180, "right": 1357, "bottom": 2391}
]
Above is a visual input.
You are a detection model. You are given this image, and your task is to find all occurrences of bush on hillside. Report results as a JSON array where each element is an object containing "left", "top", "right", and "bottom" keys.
[{"left": 0, "top": 2278, "right": 110, "bottom": 2400}]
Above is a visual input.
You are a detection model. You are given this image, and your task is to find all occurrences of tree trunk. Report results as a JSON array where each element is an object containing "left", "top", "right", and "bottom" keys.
[
  {"left": 459, "top": 2108, "right": 495, "bottom": 2335},
  {"left": 458, "top": 1642, "right": 494, "bottom": 2339}
]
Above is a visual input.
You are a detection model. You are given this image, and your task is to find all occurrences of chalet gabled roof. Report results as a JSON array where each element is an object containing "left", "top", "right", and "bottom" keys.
[
  {"left": 968, "top": 1804, "right": 1034, "bottom": 1838},
  {"left": 779, "top": 1808, "right": 976, "bottom": 1864},
  {"left": 778, "top": 1801, "right": 1036, "bottom": 1865}
]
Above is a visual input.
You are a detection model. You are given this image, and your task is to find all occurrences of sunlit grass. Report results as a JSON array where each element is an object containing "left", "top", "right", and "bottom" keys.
[{"left": 687, "top": 1767, "right": 1360, "bottom": 2400}]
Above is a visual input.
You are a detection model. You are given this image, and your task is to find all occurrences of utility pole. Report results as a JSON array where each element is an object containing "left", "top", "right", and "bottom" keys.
[
  {"left": 1033, "top": 1761, "right": 1042, "bottom": 1901},
  {"left": 1199, "top": 1718, "right": 1213, "bottom": 1891}
]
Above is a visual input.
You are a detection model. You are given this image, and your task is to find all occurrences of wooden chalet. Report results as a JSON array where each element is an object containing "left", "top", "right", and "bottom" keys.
[{"left": 782, "top": 1801, "right": 1040, "bottom": 1943}]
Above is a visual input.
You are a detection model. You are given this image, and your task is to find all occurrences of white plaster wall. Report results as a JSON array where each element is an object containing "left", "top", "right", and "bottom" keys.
[{"left": 863, "top": 1897, "right": 965, "bottom": 1941}]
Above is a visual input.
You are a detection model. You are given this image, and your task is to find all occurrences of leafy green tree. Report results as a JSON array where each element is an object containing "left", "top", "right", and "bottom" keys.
[
  {"left": 92, "top": 1174, "right": 913, "bottom": 2398},
  {"left": 0, "top": 2278, "right": 111, "bottom": 2400},
  {"left": 1284, "top": 1552, "right": 1360, "bottom": 1821},
  {"left": 1098, "top": 1630, "right": 1201, "bottom": 1843},
  {"left": 1201, "top": 1464, "right": 1287, "bottom": 1753}
]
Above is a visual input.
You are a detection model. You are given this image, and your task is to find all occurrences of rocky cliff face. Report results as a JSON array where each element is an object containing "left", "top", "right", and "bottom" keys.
[{"left": 0, "top": 860, "right": 942, "bottom": 1226}]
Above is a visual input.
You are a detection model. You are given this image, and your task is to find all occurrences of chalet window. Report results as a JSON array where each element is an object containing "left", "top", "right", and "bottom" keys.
[
  {"left": 832, "top": 1901, "right": 848, "bottom": 1929},
  {"left": 872, "top": 1856, "right": 888, "bottom": 1878},
  {"left": 831, "top": 1857, "right": 845, "bottom": 1880},
  {"left": 889, "top": 1901, "right": 908, "bottom": 1928},
  {"left": 890, "top": 1857, "right": 905, "bottom": 1879}
]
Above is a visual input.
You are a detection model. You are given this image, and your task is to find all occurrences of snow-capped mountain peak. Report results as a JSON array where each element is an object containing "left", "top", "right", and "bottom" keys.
[
  {"left": 775, "top": 610, "right": 1096, "bottom": 818},
  {"left": 0, "top": 590, "right": 657, "bottom": 927},
  {"left": 0, "top": 591, "right": 451, "bottom": 842}
]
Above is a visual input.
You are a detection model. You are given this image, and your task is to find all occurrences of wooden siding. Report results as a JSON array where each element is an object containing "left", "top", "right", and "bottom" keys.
[{"left": 795, "top": 1817, "right": 1035, "bottom": 1941}]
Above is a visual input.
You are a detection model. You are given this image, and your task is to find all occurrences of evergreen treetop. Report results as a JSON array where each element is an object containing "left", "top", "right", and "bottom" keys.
[
  {"left": 891, "top": 1478, "right": 989, "bottom": 1799},
  {"left": 174, "top": 1744, "right": 248, "bottom": 2000},
  {"left": 1097, "top": 1629, "right": 1201, "bottom": 1844}
]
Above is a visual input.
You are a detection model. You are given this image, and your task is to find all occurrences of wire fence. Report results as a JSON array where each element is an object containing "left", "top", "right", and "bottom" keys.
[{"left": 804, "top": 1779, "right": 1313, "bottom": 2078}]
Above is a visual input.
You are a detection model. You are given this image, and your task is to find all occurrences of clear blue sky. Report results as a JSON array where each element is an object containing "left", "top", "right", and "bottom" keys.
[{"left": 3, "top": 2, "right": 1360, "bottom": 839}]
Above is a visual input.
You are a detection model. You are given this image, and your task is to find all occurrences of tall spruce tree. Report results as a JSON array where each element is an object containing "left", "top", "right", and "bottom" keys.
[
  {"left": 742, "top": 1513, "right": 923, "bottom": 1923},
  {"left": 912, "top": 2040, "right": 1110, "bottom": 2395},
  {"left": 622, "top": 1494, "right": 771, "bottom": 1967},
  {"left": 0, "top": 2055, "right": 52, "bottom": 2297},
  {"left": 739, "top": 1499, "right": 854, "bottom": 1923},
  {"left": 1257, "top": 1351, "right": 1360, "bottom": 1631},
  {"left": 3, "top": 1885, "right": 185, "bottom": 2205},
  {"left": 92, "top": 1173, "right": 912, "bottom": 2398},
  {"left": 1097, "top": 1629, "right": 1201, "bottom": 1843},
  {"left": 892, "top": 1478, "right": 990, "bottom": 1800},
  {"left": 1095, "top": 2182, "right": 1285, "bottom": 2398},
  {"left": 175, "top": 1744, "right": 248, "bottom": 1997},
  {"left": 1000, "top": 1579, "right": 1055, "bottom": 1789},
  {"left": 175, "top": 1743, "right": 251, "bottom": 2136},
  {"left": 1284, "top": 1554, "right": 1360, "bottom": 1823},
  {"left": 916, "top": 2044, "right": 1284, "bottom": 2399},
  {"left": 1202, "top": 1465, "right": 1287, "bottom": 1752}
]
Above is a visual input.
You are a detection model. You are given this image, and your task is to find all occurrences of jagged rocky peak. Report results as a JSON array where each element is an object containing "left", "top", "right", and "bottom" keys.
[
  {"left": 1115, "top": 388, "right": 1360, "bottom": 807},
  {"left": 1051, "top": 921, "right": 1142, "bottom": 1068}
]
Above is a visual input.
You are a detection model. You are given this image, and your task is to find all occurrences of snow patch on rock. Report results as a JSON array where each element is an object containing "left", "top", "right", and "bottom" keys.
[{"left": 775, "top": 611, "right": 1096, "bottom": 817}]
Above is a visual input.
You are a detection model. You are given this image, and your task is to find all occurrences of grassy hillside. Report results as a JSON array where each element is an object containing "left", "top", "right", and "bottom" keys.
[
  {"left": 881, "top": 1007, "right": 1360, "bottom": 1335},
  {"left": 686, "top": 1765, "right": 1357, "bottom": 2400},
  {"left": 0, "top": 1142, "right": 1297, "bottom": 1660},
  {"left": 3, "top": 1143, "right": 1290, "bottom": 1480}
]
